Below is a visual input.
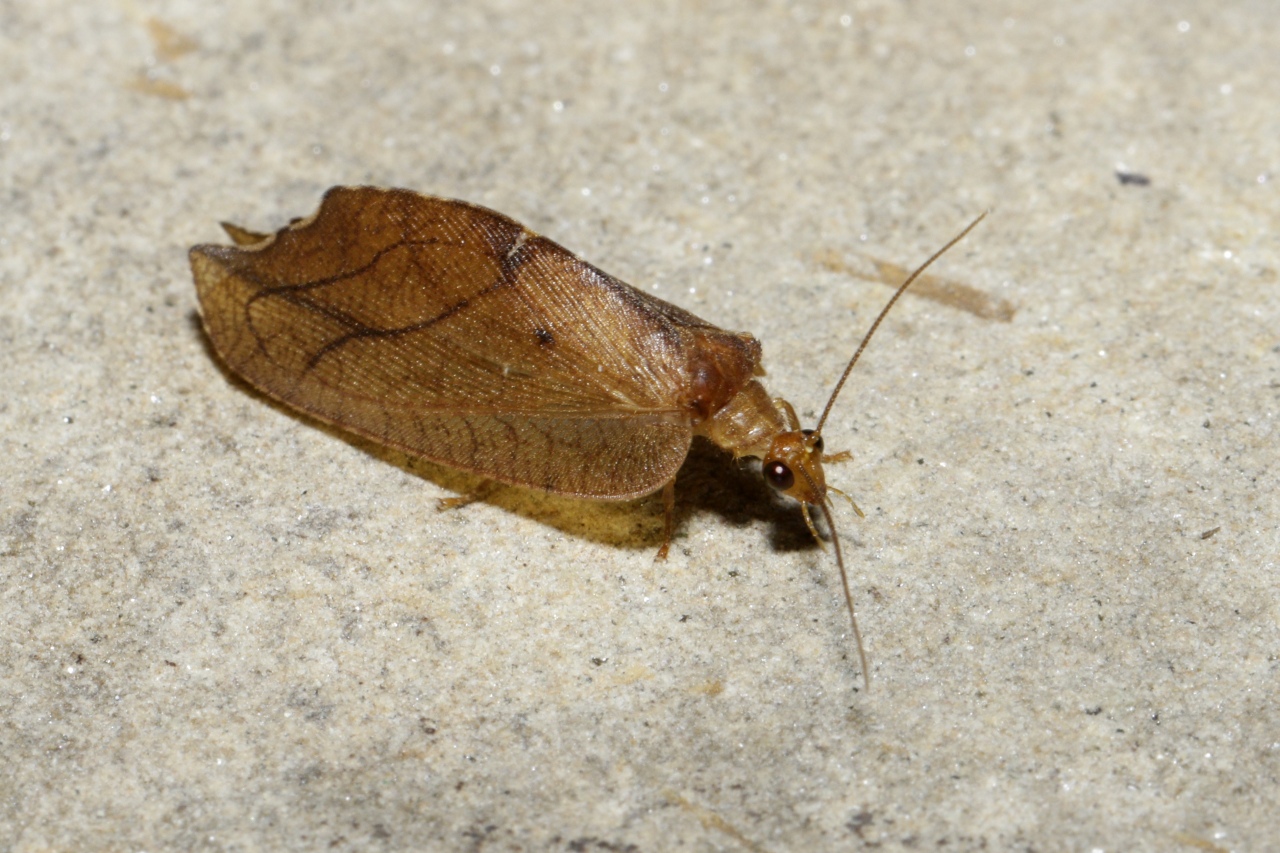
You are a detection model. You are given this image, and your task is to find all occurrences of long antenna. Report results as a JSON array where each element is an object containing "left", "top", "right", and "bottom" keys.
[
  {"left": 813, "top": 211, "right": 988, "bottom": 435},
  {"left": 819, "top": 498, "right": 870, "bottom": 691}
]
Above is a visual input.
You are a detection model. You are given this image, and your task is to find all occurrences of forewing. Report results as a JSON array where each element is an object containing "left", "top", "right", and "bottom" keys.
[{"left": 191, "top": 187, "right": 708, "bottom": 498}]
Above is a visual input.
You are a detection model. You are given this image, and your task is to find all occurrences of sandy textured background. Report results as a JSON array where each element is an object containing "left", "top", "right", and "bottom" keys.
[{"left": 2, "top": 1, "right": 1276, "bottom": 850}]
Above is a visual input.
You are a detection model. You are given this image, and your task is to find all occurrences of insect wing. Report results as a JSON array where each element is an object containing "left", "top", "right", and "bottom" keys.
[{"left": 191, "top": 187, "right": 706, "bottom": 498}]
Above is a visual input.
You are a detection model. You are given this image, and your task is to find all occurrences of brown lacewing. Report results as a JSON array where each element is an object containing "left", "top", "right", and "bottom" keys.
[{"left": 190, "top": 186, "right": 984, "bottom": 688}]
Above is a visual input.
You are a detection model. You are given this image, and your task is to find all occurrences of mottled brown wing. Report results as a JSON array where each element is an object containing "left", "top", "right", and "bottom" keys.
[{"left": 191, "top": 186, "right": 761, "bottom": 499}]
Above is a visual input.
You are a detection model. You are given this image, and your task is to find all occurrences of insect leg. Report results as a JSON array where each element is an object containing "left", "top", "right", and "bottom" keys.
[
  {"left": 435, "top": 481, "right": 498, "bottom": 512},
  {"left": 827, "top": 485, "right": 865, "bottom": 518},
  {"left": 774, "top": 398, "right": 802, "bottom": 431},
  {"left": 655, "top": 479, "right": 676, "bottom": 561},
  {"left": 799, "top": 502, "right": 825, "bottom": 545}
]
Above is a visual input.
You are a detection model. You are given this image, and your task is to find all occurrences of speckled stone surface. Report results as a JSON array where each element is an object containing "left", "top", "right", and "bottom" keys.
[{"left": 2, "top": 2, "right": 1276, "bottom": 850}]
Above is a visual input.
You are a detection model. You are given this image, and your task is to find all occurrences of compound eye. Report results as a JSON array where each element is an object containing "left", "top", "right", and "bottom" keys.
[
  {"left": 764, "top": 461, "right": 795, "bottom": 491},
  {"left": 802, "top": 429, "right": 824, "bottom": 453}
]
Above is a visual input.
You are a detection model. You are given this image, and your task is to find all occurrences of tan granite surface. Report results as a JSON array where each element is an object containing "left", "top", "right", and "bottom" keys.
[{"left": 2, "top": 1, "right": 1277, "bottom": 850}]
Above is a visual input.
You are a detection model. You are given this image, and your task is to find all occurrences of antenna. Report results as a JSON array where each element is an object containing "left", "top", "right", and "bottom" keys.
[
  {"left": 819, "top": 498, "right": 871, "bottom": 690},
  {"left": 813, "top": 211, "right": 988, "bottom": 436}
]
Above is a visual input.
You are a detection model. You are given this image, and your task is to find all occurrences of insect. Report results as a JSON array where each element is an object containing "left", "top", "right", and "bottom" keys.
[{"left": 190, "top": 186, "right": 984, "bottom": 688}]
